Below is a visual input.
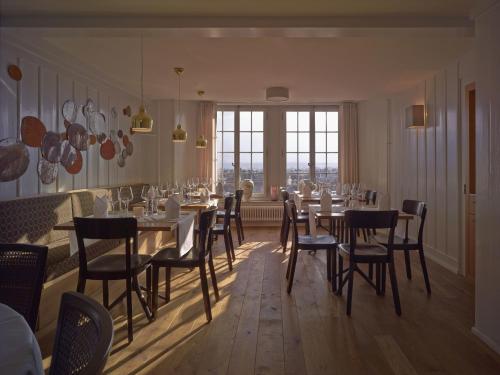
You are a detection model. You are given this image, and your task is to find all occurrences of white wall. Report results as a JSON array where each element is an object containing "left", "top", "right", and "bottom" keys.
[
  {"left": 473, "top": 2, "right": 500, "bottom": 354},
  {"left": 358, "top": 55, "right": 474, "bottom": 274},
  {"left": 0, "top": 38, "right": 158, "bottom": 200}
]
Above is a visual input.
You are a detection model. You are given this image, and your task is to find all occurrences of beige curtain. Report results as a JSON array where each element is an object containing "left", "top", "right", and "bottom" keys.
[
  {"left": 196, "top": 102, "right": 216, "bottom": 183},
  {"left": 339, "top": 101, "right": 359, "bottom": 185}
]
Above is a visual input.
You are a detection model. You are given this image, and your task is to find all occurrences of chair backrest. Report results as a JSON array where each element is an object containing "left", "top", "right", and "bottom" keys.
[
  {"left": 74, "top": 217, "right": 137, "bottom": 275},
  {"left": 402, "top": 200, "right": 427, "bottom": 244},
  {"left": 344, "top": 210, "right": 399, "bottom": 256},
  {"left": 282, "top": 190, "right": 290, "bottom": 217},
  {"left": 285, "top": 200, "right": 300, "bottom": 248},
  {"left": 0, "top": 244, "right": 48, "bottom": 331},
  {"left": 222, "top": 196, "right": 234, "bottom": 229},
  {"left": 364, "top": 190, "right": 377, "bottom": 205},
  {"left": 197, "top": 209, "right": 217, "bottom": 259},
  {"left": 234, "top": 190, "right": 243, "bottom": 214},
  {"left": 49, "top": 292, "right": 114, "bottom": 375}
]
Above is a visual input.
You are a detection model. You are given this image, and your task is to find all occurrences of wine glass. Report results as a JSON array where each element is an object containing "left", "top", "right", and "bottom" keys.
[
  {"left": 159, "top": 183, "right": 168, "bottom": 198},
  {"left": 119, "top": 186, "right": 133, "bottom": 216},
  {"left": 106, "top": 189, "right": 119, "bottom": 214}
]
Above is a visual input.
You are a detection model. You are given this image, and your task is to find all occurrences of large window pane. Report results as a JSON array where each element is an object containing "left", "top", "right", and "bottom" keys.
[
  {"left": 223, "top": 112, "right": 234, "bottom": 131},
  {"left": 223, "top": 132, "right": 234, "bottom": 152},
  {"left": 252, "top": 153, "right": 264, "bottom": 171},
  {"left": 298, "top": 112, "right": 310, "bottom": 131},
  {"left": 240, "top": 111, "right": 251, "bottom": 131},
  {"left": 216, "top": 132, "right": 222, "bottom": 153},
  {"left": 240, "top": 132, "right": 251, "bottom": 152},
  {"left": 327, "top": 133, "right": 338, "bottom": 152},
  {"left": 252, "top": 132, "right": 264, "bottom": 152},
  {"left": 298, "top": 153, "right": 309, "bottom": 171},
  {"left": 286, "top": 133, "right": 297, "bottom": 153},
  {"left": 316, "top": 153, "right": 326, "bottom": 172},
  {"left": 315, "top": 112, "right": 326, "bottom": 131},
  {"left": 315, "top": 132, "right": 326, "bottom": 152},
  {"left": 252, "top": 112, "right": 264, "bottom": 131},
  {"left": 327, "top": 112, "right": 339, "bottom": 131},
  {"left": 298, "top": 133, "right": 309, "bottom": 153},
  {"left": 216, "top": 111, "right": 223, "bottom": 131},
  {"left": 286, "top": 112, "right": 297, "bottom": 131}
]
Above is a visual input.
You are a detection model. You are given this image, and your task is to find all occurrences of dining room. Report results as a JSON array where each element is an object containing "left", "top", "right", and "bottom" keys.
[{"left": 1, "top": 1, "right": 500, "bottom": 374}]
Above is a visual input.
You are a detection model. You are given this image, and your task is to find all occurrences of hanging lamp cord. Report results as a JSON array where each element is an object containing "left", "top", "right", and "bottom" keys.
[
  {"left": 140, "top": 35, "right": 144, "bottom": 104},
  {"left": 178, "top": 70, "right": 181, "bottom": 124}
]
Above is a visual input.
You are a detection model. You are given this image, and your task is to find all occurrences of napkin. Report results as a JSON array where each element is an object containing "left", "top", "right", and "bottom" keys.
[
  {"left": 320, "top": 190, "right": 332, "bottom": 212},
  {"left": 165, "top": 197, "right": 180, "bottom": 220},
  {"left": 216, "top": 181, "right": 224, "bottom": 196},
  {"left": 177, "top": 213, "right": 194, "bottom": 257},
  {"left": 93, "top": 195, "right": 108, "bottom": 218},
  {"left": 308, "top": 206, "right": 317, "bottom": 238},
  {"left": 377, "top": 192, "right": 390, "bottom": 210},
  {"left": 200, "top": 187, "right": 210, "bottom": 203},
  {"left": 303, "top": 184, "right": 312, "bottom": 198}
]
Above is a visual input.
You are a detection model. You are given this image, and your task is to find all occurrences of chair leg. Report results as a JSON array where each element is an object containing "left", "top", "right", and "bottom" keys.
[
  {"left": 76, "top": 275, "right": 86, "bottom": 293},
  {"left": 362, "top": 228, "right": 368, "bottom": 242},
  {"left": 146, "top": 266, "right": 152, "bottom": 308},
  {"left": 208, "top": 254, "right": 220, "bottom": 301},
  {"left": 286, "top": 243, "right": 295, "bottom": 279},
  {"left": 418, "top": 246, "right": 432, "bottom": 294},
  {"left": 388, "top": 260, "right": 402, "bottom": 316},
  {"left": 404, "top": 250, "right": 412, "bottom": 279},
  {"left": 337, "top": 254, "right": 343, "bottom": 296},
  {"left": 381, "top": 263, "right": 386, "bottom": 295},
  {"left": 235, "top": 217, "right": 243, "bottom": 246},
  {"left": 346, "top": 261, "right": 355, "bottom": 316},
  {"left": 331, "top": 248, "right": 337, "bottom": 292},
  {"left": 228, "top": 229, "right": 236, "bottom": 260},
  {"left": 152, "top": 266, "right": 159, "bottom": 318},
  {"left": 165, "top": 266, "right": 171, "bottom": 303},
  {"left": 223, "top": 232, "right": 233, "bottom": 271},
  {"left": 326, "top": 250, "right": 332, "bottom": 281},
  {"left": 102, "top": 280, "right": 109, "bottom": 309},
  {"left": 375, "top": 263, "right": 381, "bottom": 295},
  {"left": 238, "top": 216, "right": 245, "bottom": 241},
  {"left": 126, "top": 277, "right": 133, "bottom": 342},
  {"left": 287, "top": 247, "right": 299, "bottom": 294},
  {"left": 199, "top": 264, "right": 212, "bottom": 322},
  {"left": 283, "top": 219, "right": 290, "bottom": 252},
  {"left": 368, "top": 263, "right": 374, "bottom": 280}
]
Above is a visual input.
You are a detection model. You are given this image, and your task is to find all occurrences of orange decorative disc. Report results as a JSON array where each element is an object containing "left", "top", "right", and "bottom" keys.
[
  {"left": 89, "top": 134, "right": 97, "bottom": 145},
  {"left": 60, "top": 132, "right": 68, "bottom": 141},
  {"left": 100, "top": 139, "right": 115, "bottom": 160},
  {"left": 21, "top": 116, "right": 47, "bottom": 147},
  {"left": 122, "top": 135, "right": 130, "bottom": 146},
  {"left": 65, "top": 150, "right": 83, "bottom": 174},
  {"left": 7, "top": 65, "right": 22, "bottom": 81}
]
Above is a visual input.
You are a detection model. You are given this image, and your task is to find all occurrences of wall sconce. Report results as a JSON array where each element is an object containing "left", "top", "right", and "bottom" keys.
[{"left": 406, "top": 105, "right": 425, "bottom": 128}]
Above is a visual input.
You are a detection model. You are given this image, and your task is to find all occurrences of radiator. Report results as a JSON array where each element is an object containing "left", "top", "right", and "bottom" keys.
[{"left": 240, "top": 205, "right": 283, "bottom": 223}]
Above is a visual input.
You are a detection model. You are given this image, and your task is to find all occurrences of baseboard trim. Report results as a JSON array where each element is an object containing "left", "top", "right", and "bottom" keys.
[
  {"left": 472, "top": 326, "right": 500, "bottom": 355},
  {"left": 424, "top": 245, "right": 459, "bottom": 274}
]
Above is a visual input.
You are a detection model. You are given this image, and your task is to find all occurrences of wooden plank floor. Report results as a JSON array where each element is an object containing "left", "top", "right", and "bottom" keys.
[{"left": 39, "top": 228, "right": 500, "bottom": 375}]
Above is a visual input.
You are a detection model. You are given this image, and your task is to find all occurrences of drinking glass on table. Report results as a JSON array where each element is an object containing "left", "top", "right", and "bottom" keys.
[
  {"left": 159, "top": 183, "right": 168, "bottom": 198},
  {"left": 119, "top": 186, "right": 133, "bottom": 216},
  {"left": 107, "top": 189, "right": 120, "bottom": 214}
]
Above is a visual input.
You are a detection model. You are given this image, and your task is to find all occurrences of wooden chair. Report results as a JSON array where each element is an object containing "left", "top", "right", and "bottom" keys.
[
  {"left": 74, "top": 217, "right": 152, "bottom": 342},
  {"left": 286, "top": 200, "right": 337, "bottom": 293},
  {"left": 337, "top": 210, "right": 401, "bottom": 316},
  {"left": 374, "top": 200, "right": 431, "bottom": 294},
  {"left": 280, "top": 191, "right": 311, "bottom": 252},
  {"left": 217, "top": 190, "right": 244, "bottom": 245},
  {"left": 213, "top": 196, "right": 236, "bottom": 270},
  {"left": 151, "top": 209, "right": 219, "bottom": 321},
  {"left": 49, "top": 292, "right": 113, "bottom": 375},
  {"left": 0, "top": 244, "right": 48, "bottom": 331}
]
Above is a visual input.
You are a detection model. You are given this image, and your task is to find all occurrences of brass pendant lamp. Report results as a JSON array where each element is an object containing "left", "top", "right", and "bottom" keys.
[
  {"left": 196, "top": 90, "right": 208, "bottom": 149},
  {"left": 172, "top": 67, "right": 187, "bottom": 142},
  {"left": 131, "top": 35, "right": 153, "bottom": 133}
]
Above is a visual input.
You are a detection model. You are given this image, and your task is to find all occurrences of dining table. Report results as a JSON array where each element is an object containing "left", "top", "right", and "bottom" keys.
[
  {"left": 130, "top": 198, "right": 218, "bottom": 218},
  {"left": 0, "top": 303, "right": 44, "bottom": 375}
]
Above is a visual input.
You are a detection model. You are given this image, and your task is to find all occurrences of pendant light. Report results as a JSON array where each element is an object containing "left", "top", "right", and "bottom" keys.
[
  {"left": 196, "top": 90, "right": 208, "bottom": 149},
  {"left": 131, "top": 35, "right": 153, "bottom": 133},
  {"left": 172, "top": 67, "right": 187, "bottom": 142}
]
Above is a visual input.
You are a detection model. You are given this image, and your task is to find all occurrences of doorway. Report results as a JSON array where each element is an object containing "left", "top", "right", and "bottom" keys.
[{"left": 464, "top": 83, "right": 476, "bottom": 283}]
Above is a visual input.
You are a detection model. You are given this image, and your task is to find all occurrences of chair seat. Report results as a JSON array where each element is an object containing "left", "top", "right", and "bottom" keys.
[
  {"left": 374, "top": 234, "right": 419, "bottom": 248},
  {"left": 297, "top": 234, "right": 337, "bottom": 249},
  {"left": 338, "top": 243, "right": 388, "bottom": 258},
  {"left": 212, "top": 223, "right": 225, "bottom": 233},
  {"left": 151, "top": 246, "right": 200, "bottom": 266},
  {"left": 296, "top": 214, "right": 309, "bottom": 223},
  {"left": 87, "top": 254, "right": 151, "bottom": 276}
]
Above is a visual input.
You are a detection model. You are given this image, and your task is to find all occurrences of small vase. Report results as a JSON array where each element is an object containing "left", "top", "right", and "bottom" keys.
[
  {"left": 240, "top": 179, "right": 254, "bottom": 202},
  {"left": 270, "top": 185, "right": 279, "bottom": 201}
]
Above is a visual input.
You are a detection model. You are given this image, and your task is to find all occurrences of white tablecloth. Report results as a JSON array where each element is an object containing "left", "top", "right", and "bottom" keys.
[{"left": 0, "top": 303, "right": 44, "bottom": 375}]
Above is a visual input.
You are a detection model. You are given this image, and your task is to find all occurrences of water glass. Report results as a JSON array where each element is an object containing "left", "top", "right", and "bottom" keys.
[{"left": 119, "top": 186, "right": 133, "bottom": 216}]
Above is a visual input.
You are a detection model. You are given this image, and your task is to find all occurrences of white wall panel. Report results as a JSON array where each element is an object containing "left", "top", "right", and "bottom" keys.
[
  {"left": 57, "top": 74, "right": 74, "bottom": 192},
  {"left": 86, "top": 87, "right": 99, "bottom": 188}
]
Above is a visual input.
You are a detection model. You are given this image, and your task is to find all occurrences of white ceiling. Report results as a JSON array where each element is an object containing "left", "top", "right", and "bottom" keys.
[{"left": 1, "top": 0, "right": 485, "bottom": 103}]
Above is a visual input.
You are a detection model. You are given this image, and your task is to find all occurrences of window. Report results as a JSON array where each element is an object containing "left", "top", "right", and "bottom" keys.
[
  {"left": 239, "top": 111, "right": 264, "bottom": 193},
  {"left": 314, "top": 111, "right": 339, "bottom": 185},
  {"left": 216, "top": 109, "right": 265, "bottom": 194},
  {"left": 216, "top": 110, "right": 235, "bottom": 192},
  {"left": 286, "top": 111, "right": 310, "bottom": 189},
  {"left": 286, "top": 109, "right": 339, "bottom": 190}
]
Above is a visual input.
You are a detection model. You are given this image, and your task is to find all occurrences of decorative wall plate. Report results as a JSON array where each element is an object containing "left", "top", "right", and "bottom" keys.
[
  {"left": 67, "top": 123, "right": 89, "bottom": 151},
  {"left": 89, "top": 134, "right": 97, "bottom": 145},
  {"left": 82, "top": 98, "right": 95, "bottom": 119},
  {"left": 123, "top": 105, "right": 131, "bottom": 117},
  {"left": 109, "top": 129, "right": 117, "bottom": 142},
  {"left": 0, "top": 138, "right": 30, "bottom": 182},
  {"left": 41, "top": 131, "right": 62, "bottom": 163},
  {"left": 7, "top": 65, "right": 22, "bottom": 81},
  {"left": 62, "top": 100, "right": 78, "bottom": 123},
  {"left": 92, "top": 112, "right": 106, "bottom": 135},
  {"left": 117, "top": 154, "right": 125, "bottom": 167},
  {"left": 111, "top": 107, "right": 118, "bottom": 119},
  {"left": 113, "top": 140, "right": 121, "bottom": 155},
  {"left": 37, "top": 159, "right": 58, "bottom": 184},
  {"left": 21, "top": 116, "right": 47, "bottom": 147},
  {"left": 65, "top": 149, "right": 83, "bottom": 174},
  {"left": 117, "top": 129, "right": 123, "bottom": 138},
  {"left": 126, "top": 141, "right": 134, "bottom": 156},
  {"left": 60, "top": 140, "right": 77, "bottom": 168},
  {"left": 122, "top": 135, "right": 130, "bottom": 146},
  {"left": 97, "top": 133, "right": 107, "bottom": 144},
  {"left": 121, "top": 149, "right": 128, "bottom": 159},
  {"left": 100, "top": 139, "right": 115, "bottom": 160},
  {"left": 64, "top": 120, "right": 72, "bottom": 129}
]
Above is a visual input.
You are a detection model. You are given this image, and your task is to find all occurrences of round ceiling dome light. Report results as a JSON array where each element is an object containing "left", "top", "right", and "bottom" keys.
[{"left": 266, "top": 87, "right": 289, "bottom": 102}]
